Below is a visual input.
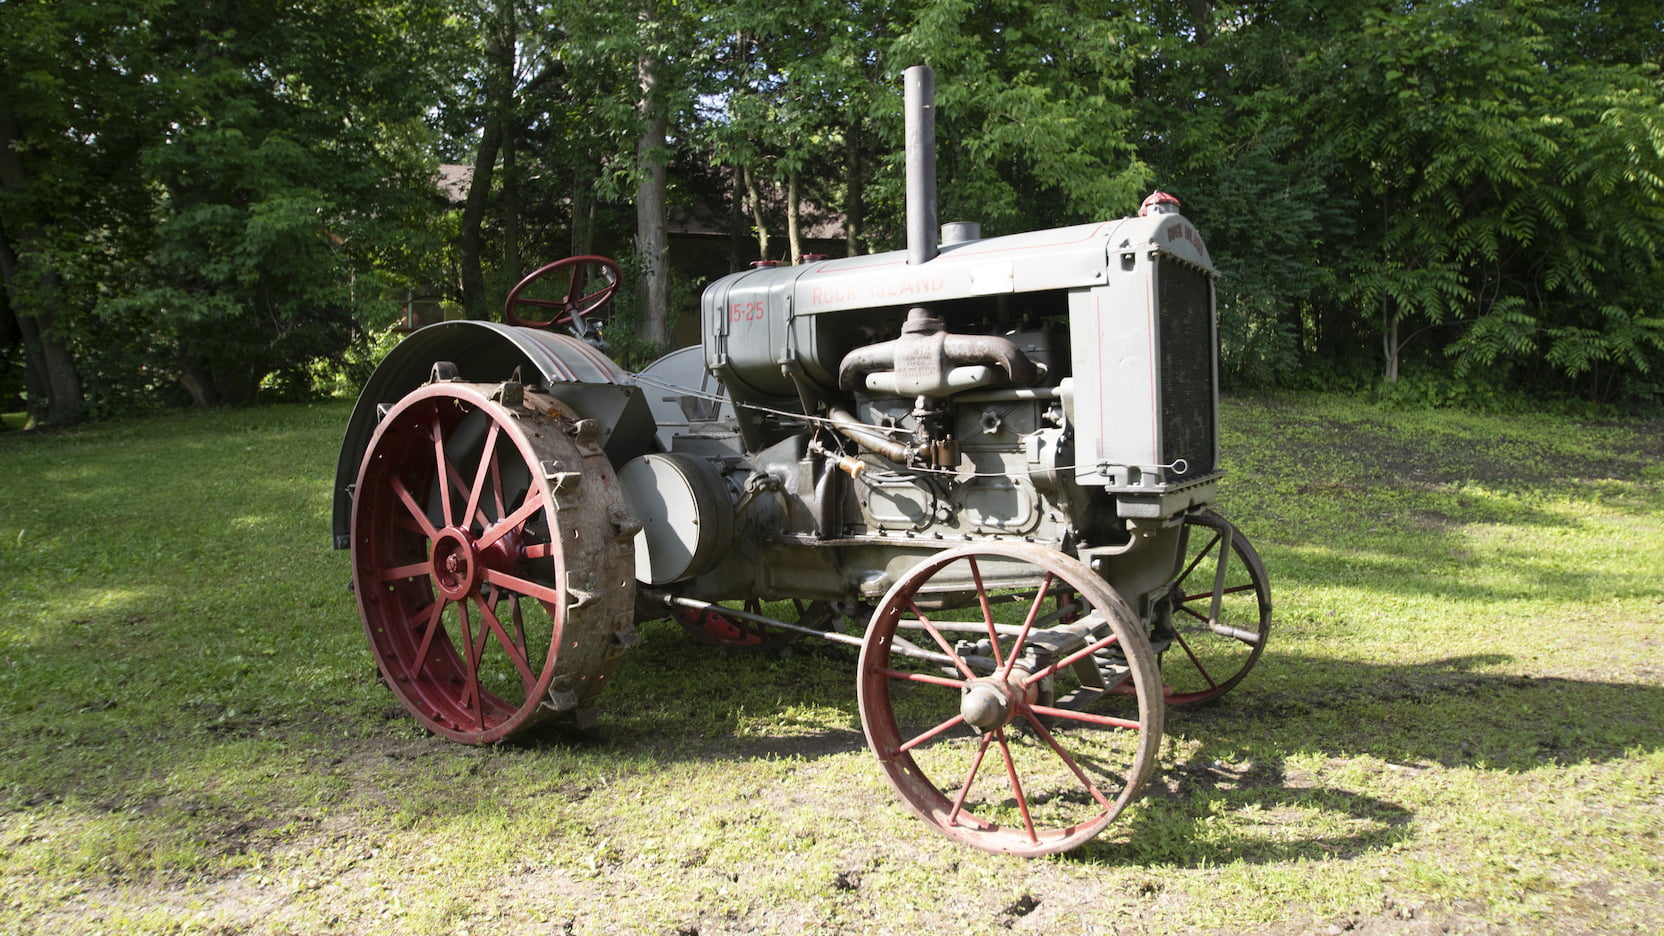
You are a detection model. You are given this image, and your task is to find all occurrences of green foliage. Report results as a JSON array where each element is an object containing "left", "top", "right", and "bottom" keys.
[
  {"left": 125, "top": 2, "right": 442, "bottom": 404},
  {"left": 1137, "top": 0, "right": 1664, "bottom": 405},
  {"left": 604, "top": 249, "right": 699, "bottom": 369},
  {"left": 2, "top": 0, "right": 445, "bottom": 415},
  {"left": 7, "top": 0, "right": 1664, "bottom": 415},
  {"left": 890, "top": 0, "right": 1154, "bottom": 233},
  {"left": 1336, "top": 0, "right": 1664, "bottom": 395}
]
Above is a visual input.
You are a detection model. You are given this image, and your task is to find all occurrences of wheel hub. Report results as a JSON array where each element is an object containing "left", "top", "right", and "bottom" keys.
[
  {"left": 960, "top": 675, "right": 1030, "bottom": 731},
  {"left": 430, "top": 528, "right": 480, "bottom": 601}
]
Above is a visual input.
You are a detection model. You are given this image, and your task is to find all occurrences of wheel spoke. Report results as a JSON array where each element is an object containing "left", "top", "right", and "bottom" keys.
[
  {"left": 1169, "top": 627, "right": 1219, "bottom": 690},
  {"left": 457, "top": 601, "right": 483, "bottom": 727},
  {"left": 474, "top": 594, "right": 537, "bottom": 693},
  {"left": 508, "top": 594, "right": 529, "bottom": 663},
  {"left": 563, "top": 265, "right": 584, "bottom": 305},
  {"left": 898, "top": 712, "right": 969, "bottom": 754},
  {"left": 430, "top": 414, "right": 454, "bottom": 527},
  {"left": 464, "top": 422, "right": 501, "bottom": 534},
  {"left": 482, "top": 568, "right": 563, "bottom": 607},
  {"left": 1020, "top": 711, "right": 1112, "bottom": 810},
  {"left": 1180, "top": 582, "right": 1259, "bottom": 603},
  {"left": 489, "top": 436, "right": 507, "bottom": 519},
  {"left": 1021, "top": 629, "right": 1121, "bottom": 688},
  {"left": 999, "top": 573, "right": 1055, "bottom": 680},
  {"left": 907, "top": 602, "right": 977, "bottom": 680},
  {"left": 1173, "top": 531, "right": 1222, "bottom": 586},
  {"left": 966, "top": 557, "right": 1003, "bottom": 670},
  {"left": 412, "top": 598, "right": 446, "bottom": 677},
  {"left": 476, "top": 488, "right": 546, "bottom": 551},
  {"left": 879, "top": 668, "right": 965, "bottom": 690},
  {"left": 993, "top": 729, "right": 1039, "bottom": 845},
  {"left": 1178, "top": 582, "right": 1251, "bottom": 619},
  {"left": 1176, "top": 603, "right": 1210, "bottom": 622},
  {"left": 442, "top": 453, "right": 492, "bottom": 531},
  {"left": 947, "top": 733, "right": 996, "bottom": 827},
  {"left": 389, "top": 476, "right": 440, "bottom": 541},
  {"left": 514, "top": 296, "right": 567, "bottom": 309},
  {"left": 1026, "top": 703, "right": 1143, "bottom": 731},
  {"left": 379, "top": 560, "right": 432, "bottom": 582}
]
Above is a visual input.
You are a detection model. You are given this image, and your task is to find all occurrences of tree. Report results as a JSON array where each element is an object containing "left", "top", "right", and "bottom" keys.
[
  {"left": 1137, "top": 0, "right": 1664, "bottom": 401},
  {"left": 1319, "top": 0, "right": 1664, "bottom": 395},
  {"left": 889, "top": 0, "right": 1154, "bottom": 235},
  {"left": 543, "top": 0, "right": 698, "bottom": 349},
  {"left": 635, "top": 3, "right": 671, "bottom": 344},
  {"left": 1, "top": 0, "right": 448, "bottom": 417},
  {"left": 457, "top": 1, "right": 518, "bottom": 321},
  {"left": 127, "top": 0, "right": 443, "bottom": 405},
  {"left": 0, "top": 0, "right": 162, "bottom": 425}
]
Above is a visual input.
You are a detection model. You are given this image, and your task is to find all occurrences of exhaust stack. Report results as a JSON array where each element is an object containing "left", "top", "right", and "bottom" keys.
[{"left": 904, "top": 65, "right": 938, "bottom": 265}]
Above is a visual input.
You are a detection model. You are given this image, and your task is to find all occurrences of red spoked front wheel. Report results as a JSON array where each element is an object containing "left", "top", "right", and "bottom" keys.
[
  {"left": 349, "top": 380, "right": 635, "bottom": 743},
  {"left": 857, "top": 543, "right": 1164, "bottom": 856},
  {"left": 1158, "top": 510, "right": 1271, "bottom": 706}
]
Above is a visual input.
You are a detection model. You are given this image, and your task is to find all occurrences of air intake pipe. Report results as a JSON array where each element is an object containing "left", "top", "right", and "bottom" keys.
[{"left": 905, "top": 65, "right": 937, "bottom": 266}]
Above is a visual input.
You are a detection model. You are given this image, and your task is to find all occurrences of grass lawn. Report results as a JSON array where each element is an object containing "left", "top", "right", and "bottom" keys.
[{"left": 0, "top": 395, "right": 1660, "bottom": 935}]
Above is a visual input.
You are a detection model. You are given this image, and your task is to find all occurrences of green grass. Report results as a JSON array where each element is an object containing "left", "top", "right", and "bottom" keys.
[{"left": 1, "top": 395, "right": 1661, "bottom": 935}]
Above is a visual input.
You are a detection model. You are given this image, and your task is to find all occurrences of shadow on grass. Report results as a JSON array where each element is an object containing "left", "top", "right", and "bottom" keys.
[
  {"left": 598, "top": 639, "right": 1664, "bottom": 761},
  {"left": 1074, "top": 757, "right": 1417, "bottom": 868},
  {"left": 1088, "top": 648, "right": 1664, "bottom": 866},
  {"left": 3, "top": 622, "right": 1659, "bottom": 873},
  {"left": 581, "top": 643, "right": 1664, "bottom": 867}
]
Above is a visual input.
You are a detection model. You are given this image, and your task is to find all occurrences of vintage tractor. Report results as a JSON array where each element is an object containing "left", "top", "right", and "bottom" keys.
[{"left": 332, "top": 67, "right": 1270, "bottom": 856}]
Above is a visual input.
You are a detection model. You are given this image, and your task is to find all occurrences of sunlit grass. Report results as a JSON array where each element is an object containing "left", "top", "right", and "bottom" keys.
[{"left": 0, "top": 394, "right": 1660, "bottom": 934}]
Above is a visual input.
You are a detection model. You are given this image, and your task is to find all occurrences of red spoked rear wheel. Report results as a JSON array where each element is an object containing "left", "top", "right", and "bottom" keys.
[
  {"left": 857, "top": 543, "right": 1164, "bottom": 856},
  {"left": 349, "top": 381, "right": 635, "bottom": 743}
]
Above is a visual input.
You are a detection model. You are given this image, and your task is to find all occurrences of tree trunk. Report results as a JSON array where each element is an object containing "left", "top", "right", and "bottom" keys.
[
  {"left": 502, "top": 122, "right": 520, "bottom": 285},
  {"left": 0, "top": 237, "right": 85, "bottom": 428},
  {"left": 786, "top": 170, "right": 802, "bottom": 264},
  {"left": 459, "top": 118, "right": 502, "bottom": 320},
  {"left": 635, "top": 32, "right": 669, "bottom": 346},
  {"left": 742, "top": 164, "right": 769, "bottom": 261},
  {"left": 1383, "top": 296, "right": 1400, "bottom": 383},
  {"left": 459, "top": 4, "right": 515, "bottom": 320},
  {"left": 1186, "top": 0, "right": 1215, "bottom": 45},
  {"left": 1378, "top": 194, "right": 1396, "bottom": 382},
  {"left": 726, "top": 163, "right": 746, "bottom": 271},
  {"left": 844, "top": 116, "right": 864, "bottom": 257},
  {"left": 0, "top": 106, "right": 85, "bottom": 429},
  {"left": 176, "top": 346, "right": 221, "bottom": 408},
  {"left": 500, "top": 0, "right": 520, "bottom": 283},
  {"left": 571, "top": 160, "right": 597, "bottom": 257}
]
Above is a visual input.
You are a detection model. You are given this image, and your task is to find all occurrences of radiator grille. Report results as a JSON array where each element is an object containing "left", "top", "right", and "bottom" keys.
[{"left": 1156, "top": 262, "right": 1215, "bottom": 480}]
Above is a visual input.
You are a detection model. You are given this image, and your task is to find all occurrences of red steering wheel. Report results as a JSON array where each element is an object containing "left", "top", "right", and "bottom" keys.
[{"left": 502, "top": 255, "right": 621, "bottom": 331}]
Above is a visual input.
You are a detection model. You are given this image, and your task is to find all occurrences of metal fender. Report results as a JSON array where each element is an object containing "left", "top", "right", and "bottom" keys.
[{"left": 331, "top": 320, "right": 656, "bottom": 548}]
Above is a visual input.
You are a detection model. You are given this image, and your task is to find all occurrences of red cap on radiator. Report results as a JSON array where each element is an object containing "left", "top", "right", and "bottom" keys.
[{"left": 1139, "top": 191, "right": 1182, "bottom": 216}]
